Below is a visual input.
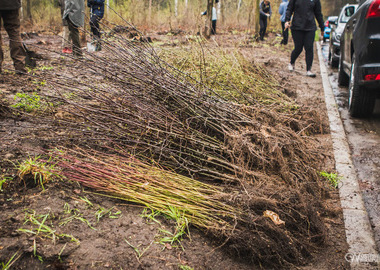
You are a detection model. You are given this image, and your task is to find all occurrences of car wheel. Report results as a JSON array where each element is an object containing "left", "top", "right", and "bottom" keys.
[
  {"left": 328, "top": 50, "right": 332, "bottom": 63},
  {"left": 338, "top": 55, "right": 349, "bottom": 86},
  {"left": 348, "top": 55, "right": 376, "bottom": 117},
  {"left": 331, "top": 57, "right": 339, "bottom": 68}
]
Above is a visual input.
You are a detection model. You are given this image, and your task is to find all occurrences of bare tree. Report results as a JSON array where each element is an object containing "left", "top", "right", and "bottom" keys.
[
  {"left": 248, "top": 0, "right": 254, "bottom": 32},
  {"left": 20, "top": 0, "right": 23, "bottom": 20},
  {"left": 26, "top": 0, "right": 33, "bottom": 23},
  {"left": 218, "top": 0, "right": 223, "bottom": 25},
  {"left": 204, "top": 0, "right": 214, "bottom": 38},
  {"left": 149, "top": 0, "right": 153, "bottom": 25},
  {"left": 237, "top": 0, "right": 242, "bottom": 23},
  {"left": 106, "top": 0, "right": 109, "bottom": 17},
  {"left": 254, "top": 0, "right": 260, "bottom": 37}
]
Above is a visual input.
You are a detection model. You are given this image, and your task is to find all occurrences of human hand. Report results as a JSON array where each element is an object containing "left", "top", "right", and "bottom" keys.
[
  {"left": 285, "top": 21, "right": 290, "bottom": 29},
  {"left": 266, "top": 13, "right": 270, "bottom": 17}
]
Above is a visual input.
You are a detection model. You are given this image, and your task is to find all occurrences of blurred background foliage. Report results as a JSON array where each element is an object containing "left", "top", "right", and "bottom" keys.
[{"left": 19, "top": 0, "right": 355, "bottom": 33}]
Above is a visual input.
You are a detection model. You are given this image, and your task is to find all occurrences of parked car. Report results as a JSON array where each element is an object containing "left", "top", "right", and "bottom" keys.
[
  {"left": 339, "top": 0, "right": 380, "bottom": 117},
  {"left": 328, "top": 4, "right": 358, "bottom": 68},
  {"left": 323, "top": 16, "right": 338, "bottom": 42}
]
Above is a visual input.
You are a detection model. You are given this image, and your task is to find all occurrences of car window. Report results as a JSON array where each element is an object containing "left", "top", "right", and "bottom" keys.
[{"left": 340, "top": 6, "right": 355, "bottom": 23}]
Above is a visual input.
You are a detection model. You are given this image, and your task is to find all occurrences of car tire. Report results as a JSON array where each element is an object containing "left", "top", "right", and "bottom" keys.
[
  {"left": 328, "top": 50, "right": 332, "bottom": 63},
  {"left": 348, "top": 55, "right": 376, "bottom": 117},
  {"left": 331, "top": 57, "right": 339, "bottom": 68},
  {"left": 338, "top": 54, "right": 349, "bottom": 86},
  {"left": 329, "top": 49, "right": 339, "bottom": 68}
]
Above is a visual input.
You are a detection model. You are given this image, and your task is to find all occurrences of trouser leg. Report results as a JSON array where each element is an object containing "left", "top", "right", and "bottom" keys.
[
  {"left": 281, "top": 22, "right": 285, "bottom": 44},
  {"left": 2, "top": 9, "right": 26, "bottom": 72},
  {"left": 281, "top": 22, "right": 288, "bottom": 45},
  {"left": 284, "top": 28, "right": 289, "bottom": 45},
  {"left": 211, "top": 20, "right": 216, "bottom": 35},
  {"left": 90, "top": 15, "right": 101, "bottom": 39},
  {"left": 259, "top": 17, "right": 267, "bottom": 40},
  {"left": 67, "top": 18, "right": 82, "bottom": 56},
  {"left": 259, "top": 17, "right": 264, "bottom": 40},
  {"left": 62, "top": 24, "right": 71, "bottom": 48},
  {"left": 290, "top": 29, "right": 305, "bottom": 65},
  {"left": 263, "top": 19, "right": 267, "bottom": 39},
  {"left": 304, "top": 30, "right": 315, "bottom": 71}
]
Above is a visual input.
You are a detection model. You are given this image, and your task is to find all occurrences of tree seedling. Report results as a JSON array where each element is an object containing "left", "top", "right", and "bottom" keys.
[
  {"left": 18, "top": 210, "right": 79, "bottom": 244},
  {"left": 319, "top": 171, "right": 342, "bottom": 188},
  {"left": 17, "top": 156, "right": 61, "bottom": 190},
  {"left": 1, "top": 250, "right": 22, "bottom": 270},
  {"left": 124, "top": 238, "right": 154, "bottom": 262},
  {"left": 60, "top": 203, "right": 95, "bottom": 230}
]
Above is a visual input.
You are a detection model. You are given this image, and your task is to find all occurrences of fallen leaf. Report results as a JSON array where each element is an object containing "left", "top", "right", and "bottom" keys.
[{"left": 263, "top": 210, "right": 285, "bottom": 225}]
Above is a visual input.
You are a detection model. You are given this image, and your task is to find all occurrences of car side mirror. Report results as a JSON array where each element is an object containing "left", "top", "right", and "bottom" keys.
[{"left": 344, "top": 6, "right": 355, "bottom": 17}]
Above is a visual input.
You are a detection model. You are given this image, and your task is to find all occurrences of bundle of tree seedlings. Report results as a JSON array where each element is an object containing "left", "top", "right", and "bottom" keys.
[
  {"left": 52, "top": 147, "right": 325, "bottom": 268},
  {"left": 39, "top": 25, "right": 328, "bottom": 267}
]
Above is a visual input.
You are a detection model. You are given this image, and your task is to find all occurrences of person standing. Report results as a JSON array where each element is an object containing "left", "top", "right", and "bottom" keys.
[
  {"left": 87, "top": 0, "right": 104, "bottom": 51},
  {"left": 278, "top": 0, "right": 288, "bottom": 45},
  {"left": 259, "top": 0, "right": 272, "bottom": 41},
  {"left": 63, "top": 0, "right": 85, "bottom": 57},
  {"left": 58, "top": 0, "right": 72, "bottom": 53},
  {"left": 0, "top": 0, "right": 26, "bottom": 74},
  {"left": 285, "top": 0, "right": 324, "bottom": 77}
]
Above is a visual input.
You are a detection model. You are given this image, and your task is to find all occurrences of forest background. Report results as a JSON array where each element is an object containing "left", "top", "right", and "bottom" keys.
[{"left": 19, "top": 0, "right": 355, "bottom": 35}]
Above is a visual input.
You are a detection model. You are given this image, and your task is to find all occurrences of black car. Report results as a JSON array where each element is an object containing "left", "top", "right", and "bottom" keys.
[
  {"left": 328, "top": 4, "right": 358, "bottom": 68},
  {"left": 339, "top": 0, "right": 380, "bottom": 117}
]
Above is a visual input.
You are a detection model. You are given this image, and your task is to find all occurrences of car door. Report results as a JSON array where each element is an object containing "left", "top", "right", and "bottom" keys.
[{"left": 342, "top": 6, "right": 358, "bottom": 74}]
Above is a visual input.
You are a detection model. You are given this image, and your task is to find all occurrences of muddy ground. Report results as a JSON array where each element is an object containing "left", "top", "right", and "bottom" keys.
[{"left": 0, "top": 30, "right": 350, "bottom": 269}]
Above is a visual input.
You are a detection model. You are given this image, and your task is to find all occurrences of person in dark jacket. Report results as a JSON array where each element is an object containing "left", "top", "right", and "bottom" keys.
[
  {"left": 278, "top": 0, "right": 288, "bottom": 45},
  {"left": 259, "top": 0, "right": 272, "bottom": 41},
  {"left": 0, "top": 0, "right": 26, "bottom": 74},
  {"left": 63, "top": 0, "right": 85, "bottom": 57},
  {"left": 88, "top": 0, "right": 105, "bottom": 51},
  {"left": 285, "top": 0, "right": 324, "bottom": 77}
]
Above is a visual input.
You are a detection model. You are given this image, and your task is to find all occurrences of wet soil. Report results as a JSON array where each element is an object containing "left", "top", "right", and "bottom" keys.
[{"left": 0, "top": 31, "right": 350, "bottom": 269}]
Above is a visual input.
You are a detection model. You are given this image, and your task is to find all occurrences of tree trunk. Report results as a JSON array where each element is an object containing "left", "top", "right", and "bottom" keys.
[
  {"left": 237, "top": 0, "right": 242, "bottom": 23},
  {"left": 218, "top": 0, "right": 223, "bottom": 25},
  {"left": 204, "top": 0, "right": 214, "bottom": 38},
  {"left": 26, "top": 0, "right": 32, "bottom": 23},
  {"left": 20, "top": 0, "right": 23, "bottom": 21},
  {"left": 168, "top": 0, "right": 173, "bottom": 31},
  {"left": 255, "top": 0, "right": 260, "bottom": 37},
  {"left": 174, "top": 0, "right": 178, "bottom": 17},
  {"left": 106, "top": 0, "right": 109, "bottom": 18},
  {"left": 247, "top": 0, "right": 254, "bottom": 32},
  {"left": 149, "top": 0, "right": 152, "bottom": 25}
]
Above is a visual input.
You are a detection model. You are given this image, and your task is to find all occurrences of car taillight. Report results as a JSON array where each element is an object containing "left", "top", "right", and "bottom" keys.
[
  {"left": 366, "top": 0, "right": 380, "bottom": 18},
  {"left": 364, "top": 74, "right": 380, "bottom": 80}
]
